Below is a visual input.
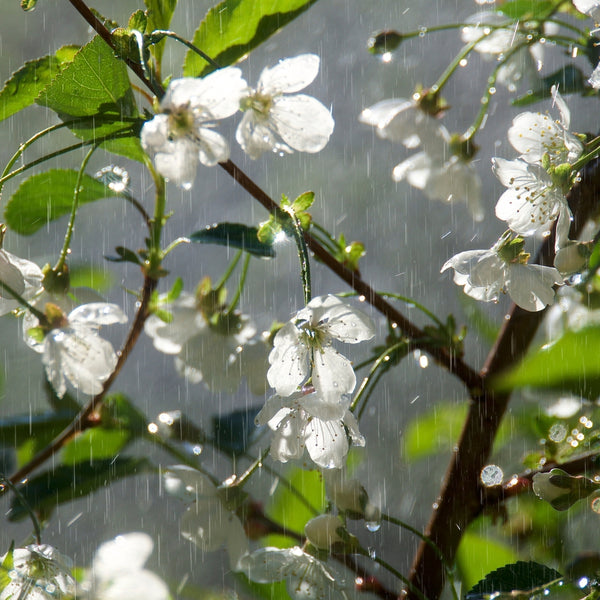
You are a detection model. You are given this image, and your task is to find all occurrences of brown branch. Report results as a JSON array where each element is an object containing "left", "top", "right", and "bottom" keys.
[
  {"left": 407, "top": 158, "right": 600, "bottom": 600},
  {"left": 64, "top": 0, "right": 481, "bottom": 392},
  {"left": 2, "top": 275, "right": 157, "bottom": 489}
]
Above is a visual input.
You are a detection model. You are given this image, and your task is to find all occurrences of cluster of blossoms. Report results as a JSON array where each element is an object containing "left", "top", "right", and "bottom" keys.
[
  {"left": 0, "top": 533, "right": 168, "bottom": 600},
  {"left": 442, "top": 86, "right": 583, "bottom": 312},
  {"left": 0, "top": 246, "right": 127, "bottom": 399},
  {"left": 141, "top": 54, "right": 335, "bottom": 189}
]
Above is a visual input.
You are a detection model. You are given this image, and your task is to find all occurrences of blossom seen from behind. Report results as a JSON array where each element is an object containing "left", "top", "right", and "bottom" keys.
[
  {"left": 141, "top": 68, "right": 247, "bottom": 188},
  {"left": 0, "top": 249, "right": 43, "bottom": 316},
  {"left": 441, "top": 232, "right": 563, "bottom": 311},
  {"left": 236, "top": 54, "right": 334, "bottom": 159}
]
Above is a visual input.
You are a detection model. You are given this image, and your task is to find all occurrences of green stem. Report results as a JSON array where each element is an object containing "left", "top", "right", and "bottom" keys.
[
  {"left": 356, "top": 546, "right": 429, "bottom": 600},
  {"left": 381, "top": 513, "right": 458, "bottom": 600},
  {"left": 215, "top": 249, "right": 243, "bottom": 290},
  {"left": 350, "top": 340, "right": 407, "bottom": 414},
  {"left": 284, "top": 207, "right": 312, "bottom": 305},
  {"left": 356, "top": 369, "right": 387, "bottom": 420},
  {"left": 0, "top": 279, "right": 47, "bottom": 325},
  {"left": 145, "top": 156, "right": 167, "bottom": 278},
  {"left": 54, "top": 145, "right": 97, "bottom": 272},
  {"left": 231, "top": 448, "right": 270, "bottom": 489},
  {"left": 0, "top": 128, "right": 137, "bottom": 188},
  {"left": 151, "top": 30, "right": 221, "bottom": 69},
  {"left": 431, "top": 39, "right": 480, "bottom": 93},
  {"left": 162, "top": 237, "right": 191, "bottom": 257},
  {"left": 227, "top": 253, "right": 251, "bottom": 314},
  {"left": 0, "top": 476, "right": 42, "bottom": 544},
  {"left": 571, "top": 136, "right": 600, "bottom": 171},
  {"left": 311, "top": 222, "right": 341, "bottom": 255}
]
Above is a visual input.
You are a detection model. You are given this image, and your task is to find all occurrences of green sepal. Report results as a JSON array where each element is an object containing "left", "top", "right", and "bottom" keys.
[
  {"left": 104, "top": 246, "right": 144, "bottom": 265},
  {"left": 367, "top": 30, "right": 403, "bottom": 55}
]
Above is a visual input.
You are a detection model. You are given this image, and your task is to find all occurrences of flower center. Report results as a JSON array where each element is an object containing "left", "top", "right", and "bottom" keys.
[
  {"left": 240, "top": 92, "right": 273, "bottom": 119},
  {"left": 167, "top": 105, "right": 195, "bottom": 139}
]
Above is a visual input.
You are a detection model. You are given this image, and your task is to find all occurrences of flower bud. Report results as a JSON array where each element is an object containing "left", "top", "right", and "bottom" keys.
[{"left": 304, "top": 515, "right": 347, "bottom": 551}]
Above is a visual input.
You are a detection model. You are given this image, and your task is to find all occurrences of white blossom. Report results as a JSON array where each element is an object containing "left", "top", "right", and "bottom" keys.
[
  {"left": 267, "top": 295, "right": 374, "bottom": 400},
  {"left": 304, "top": 515, "right": 346, "bottom": 551},
  {"left": 141, "top": 68, "right": 247, "bottom": 188},
  {"left": 0, "top": 249, "right": 43, "bottom": 316},
  {"left": 144, "top": 291, "right": 256, "bottom": 393},
  {"left": 507, "top": 86, "right": 583, "bottom": 166},
  {"left": 0, "top": 544, "right": 75, "bottom": 600},
  {"left": 163, "top": 466, "right": 248, "bottom": 569},
  {"left": 359, "top": 98, "right": 444, "bottom": 149},
  {"left": 441, "top": 233, "right": 563, "bottom": 311},
  {"left": 239, "top": 546, "right": 353, "bottom": 600},
  {"left": 256, "top": 391, "right": 365, "bottom": 469},
  {"left": 80, "top": 533, "right": 169, "bottom": 600},
  {"left": 23, "top": 302, "right": 127, "bottom": 398},
  {"left": 236, "top": 54, "right": 334, "bottom": 159},
  {"left": 493, "top": 157, "right": 570, "bottom": 237}
]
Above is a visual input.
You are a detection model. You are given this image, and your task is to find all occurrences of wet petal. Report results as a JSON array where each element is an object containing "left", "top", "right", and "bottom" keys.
[{"left": 258, "top": 54, "right": 320, "bottom": 94}]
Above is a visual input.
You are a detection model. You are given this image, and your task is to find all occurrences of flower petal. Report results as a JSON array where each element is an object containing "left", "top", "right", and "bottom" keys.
[{"left": 258, "top": 54, "right": 320, "bottom": 94}]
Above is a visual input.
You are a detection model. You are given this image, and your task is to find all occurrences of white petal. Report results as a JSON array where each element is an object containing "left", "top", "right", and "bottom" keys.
[
  {"left": 141, "top": 114, "right": 169, "bottom": 153},
  {"left": 506, "top": 263, "right": 562, "bottom": 311},
  {"left": 269, "top": 411, "right": 306, "bottom": 463},
  {"left": 191, "top": 68, "right": 247, "bottom": 119},
  {"left": 392, "top": 152, "right": 434, "bottom": 188},
  {"left": 236, "top": 111, "right": 289, "bottom": 159},
  {"left": 589, "top": 61, "right": 600, "bottom": 89},
  {"left": 93, "top": 533, "right": 153, "bottom": 580},
  {"left": 304, "top": 417, "right": 349, "bottom": 469},
  {"left": 312, "top": 346, "right": 356, "bottom": 398},
  {"left": 153, "top": 137, "right": 200, "bottom": 188},
  {"left": 43, "top": 338, "right": 66, "bottom": 398},
  {"left": 268, "top": 322, "right": 310, "bottom": 395},
  {"left": 196, "top": 127, "right": 230, "bottom": 166},
  {"left": 359, "top": 98, "right": 412, "bottom": 127},
  {"left": 99, "top": 571, "right": 169, "bottom": 600},
  {"left": 270, "top": 94, "right": 334, "bottom": 153},
  {"left": 258, "top": 54, "right": 319, "bottom": 94},
  {"left": 68, "top": 302, "right": 127, "bottom": 326},
  {"left": 310, "top": 296, "right": 375, "bottom": 343},
  {"left": 507, "top": 112, "right": 563, "bottom": 164},
  {"left": 573, "top": 0, "right": 600, "bottom": 21}
]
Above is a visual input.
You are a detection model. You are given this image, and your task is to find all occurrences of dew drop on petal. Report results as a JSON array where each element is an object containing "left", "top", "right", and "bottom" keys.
[{"left": 480, "top": 464, "right": 503, "bottom": 487}]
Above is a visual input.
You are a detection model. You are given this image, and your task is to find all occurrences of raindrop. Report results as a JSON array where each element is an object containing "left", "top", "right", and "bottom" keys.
[
  {"left": 418, "top": 354, "right": 429, "bottom": 369},
  {"left": 489, "top": 87, "right": 496, "bottom": 95},
  {"left": 181, "top": 181, "right": 193, "bottom": 191},
  {"left": 368, "top": 547, "right": 376, "bottom": 559},
  {"left": 548, "top": 423, "right": 567, "bottom": 443},
  {"left": 591, "top": 497, "right": 600, "bottom": 513},
  {"left": 459, "top": 58, "right": 468, "bottom": 67},
  {"left": 365, "top": 520, "right": 381, "bottom": 532},
  {"left": 380, "top": 52, "right": 393, "bottom": 63},
  {"left": 480, "top": 464, "right": 503, "bottom": 486},
  {"left": 572, "top": 47, "right": 579, "bottom": 58},
  {"left": 94, "top": 165, "right": 130, "bottom": 193}
]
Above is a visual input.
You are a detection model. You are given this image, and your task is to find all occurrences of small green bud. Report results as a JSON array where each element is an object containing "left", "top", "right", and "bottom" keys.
[
  {"left": 42, "top": 263, "right": 70, "bottom": 295},
  {"left": 497, "top": 235, "right": 526, "bottom": 263},
  {"left": 128, "top": 9, "right": 147, "bottom": 33},
  {"left": 367, "top": 30, "right": 403, "bottom": 55}
]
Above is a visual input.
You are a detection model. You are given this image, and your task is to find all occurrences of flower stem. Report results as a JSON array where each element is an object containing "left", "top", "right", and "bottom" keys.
[
  {"left": 227, "top": 253, "right": 251, "bottom": 314},
  {"left": 431, "top": 39, "right": 480, "bottom": 94},
  {"left": 0, "top": 279, "right": 47, "bottom": 325},
  {"left": 150, "top": 30, "right": 221, "bottom": 70},
  {"left": 0, "top": 476, "right": 42, "bottom": 544},
  {"left": 231, "top": 447, "right": 270, "bottom": 489},
  {"left": 381, "top": 513, "right": 458, "bottom": 600},
  {"left": 215, "top": 249, "right": 243, "bottom": 291},
  {"left": 284, "top": 205, "right": 312, "bottom": 305},
  {"left": 54, "top": 145, "right": 97, "bottom": 273}
]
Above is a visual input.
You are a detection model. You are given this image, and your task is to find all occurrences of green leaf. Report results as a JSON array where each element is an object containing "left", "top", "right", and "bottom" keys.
[
  {"left": 68, "top": 264, "right": 115, "bottom": 293},
  {"left": 466, "top": 561, "right": 562, "bottom": 599},
  {"left": 498, "top": 0, "right": 555, "bottom": 20},
  {"left": 457, "top": 530, "right": 519, "bottom": 593},
  {"left": 183, "top": 0, "right": 320, "bottom": 77},
  {"left": 0, "top": 46, "right": 78, "bottom": 122},
  {"left": 5, "top": 169, "right": 126, "bottom": 236},
  {"left": 0, "top": 545, "right": 14, "bottom": 590},
  {"left": 37, "top": 36, "right": 135, "bottom": 118},
  {"left": 36, "top": 36, "right": 144, "bottom": 161},
  {"left": 21, "top": 0, "right": 37, "bottom": 11},
  {"left": 61, "top": 428, "right": 131, "bottom": 466},
  {"left": 190, "top": 223, "right": 275, "bottom": 258},
  {"left": 0, "top": 411, "right": 76, "bottom": 448},
  {"left": 493, "top": 326, "right": 600, "bottom": 399},
  {"left": 103, "top": 393, "right": 148, "bottom": 436},
  {"left": 145, "top": 0, "right": 178, "bottom": 64},
  {"left": 512, "top": 66, "right": 587, "bottom": 107},
  {"left": 265, "top": 466, "right": 325, "bottom": 546},
  {"left": 105, "top": 246, "right": 143, "bottom": 265},
  {"left": 8, "top": 457, "right": 154, "bottom": 521}
]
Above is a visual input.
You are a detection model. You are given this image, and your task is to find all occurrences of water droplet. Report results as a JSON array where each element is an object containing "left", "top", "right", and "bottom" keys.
[
  {"left": 380, "top": 52, "right": 393, "bottom": 63},
  {"left": 365, "top": 520, "right": 381, "bottom": 532},
  {"left": 548, "top": 423, "right": 567, "bottom": 442},
  {"left": 489, "top": 87, "right": 496, "bottom": 95},
  {"left": 181, "top": 181, "right": 193, "bottom": 191},
  {"left": 459, "top": 58, "right": 468, "bottom": 67},
  {"left": 480, "top": 464, "right": 503, "bottom": 486},
  {"left": 591, "top": 497, "right": 600, "bottom": 513},
  {"left": 418, "top": 354, "right": 429, "bottom": 369},
  {"left": 94, "top": 165, "right": 130, "bottom": 193},
  {"left": 368, "top": 547, "right": 376, "bottom": 559}
]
